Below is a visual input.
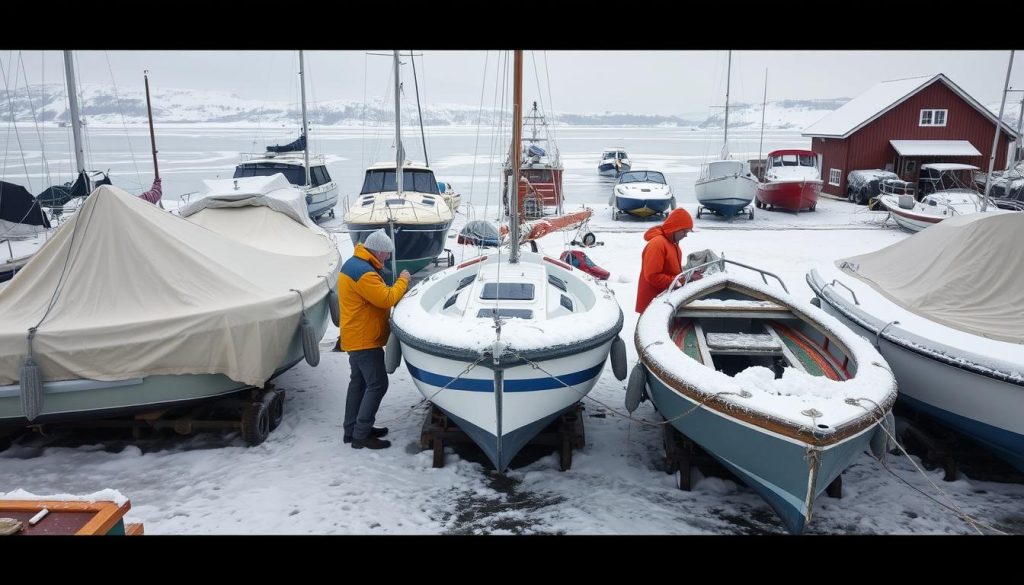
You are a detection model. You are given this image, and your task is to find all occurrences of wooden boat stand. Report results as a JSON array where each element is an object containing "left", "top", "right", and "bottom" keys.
[
  {"left": 661, "top": 421, "right": 842, "bottom": 498},
  {"left": 420, "top": 402, "right": 586, "bottom": 471},
  {"left": 21, "top": 385, "right": 285, "bottom": 448}
]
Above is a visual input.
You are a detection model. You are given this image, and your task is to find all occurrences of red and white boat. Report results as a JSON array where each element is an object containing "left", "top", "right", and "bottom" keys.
[
  {"left": 503, "top": 102, "right": 564, "bottom": 217},
  {"left": 755, "top": 149, "right": 823, "bottom": 212}
]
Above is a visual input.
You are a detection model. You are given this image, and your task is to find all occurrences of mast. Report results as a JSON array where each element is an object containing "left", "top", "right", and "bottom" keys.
[
  {"left": 299, "top": 51, "right": 311, "bottom": 188},
  {"left": 63, "top": 50, "right": 87, "bottom": 188},
  {"left": 409, "top": 51, "right": 429, "bottom": 167},
  {"left": 722, "top": 50, "right": 731, "bottom": 159},
  {"left": 144, "top": 70, "right": 159, "bottom": 182},
  {"left": 757, "top": 69, "right": 768, "bottom": 180},
  {"left": 394, "top": 50, "right": 404, "bottom": 196},
  {"left": 509, "top": 50, "right": 523, "bottom": 264},
  {"left": 982, "top": 50, "right": 1015, "bottom": 212}
]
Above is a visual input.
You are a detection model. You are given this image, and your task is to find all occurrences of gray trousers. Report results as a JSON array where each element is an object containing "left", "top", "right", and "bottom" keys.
[{"left": 344, "top": 348, "right": 389, "bottom": 440}]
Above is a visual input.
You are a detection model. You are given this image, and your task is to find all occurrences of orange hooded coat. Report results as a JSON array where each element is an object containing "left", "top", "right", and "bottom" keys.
[{"left": 635, "top": 208, "right": 693, "bottom": 313}]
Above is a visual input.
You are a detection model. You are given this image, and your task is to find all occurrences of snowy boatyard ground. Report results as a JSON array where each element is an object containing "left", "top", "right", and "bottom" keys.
[{"left": 3, "top": 197, "right": 1023, "bottom": 535}]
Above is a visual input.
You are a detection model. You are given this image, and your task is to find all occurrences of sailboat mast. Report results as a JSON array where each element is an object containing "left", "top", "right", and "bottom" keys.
[
  {"left": 144, "top": 70, "right": 159, "bottom": 181},
  {"left": 409, "top": 51, "right": 429, "bottom": 167},
  {"left": 982, "top": 49, "right": 1015, "bottom": 212},
  {"left": 299, "top": 51, "right": 311, "bottom": 188},
  {"left": 509, "top": 50, "right": 523, "bottom": 265},
  {"left": 63, "top": 50, "right": 87, "bottom": 185},
  {"left": 722, "top": 50, "right": 731, "bottom": 158},
  {"left": 394, "top": 50, "right": 404, "bottom": 196},
  {"left": 758, "top": 69, "right": 768, "bottom": 180}
]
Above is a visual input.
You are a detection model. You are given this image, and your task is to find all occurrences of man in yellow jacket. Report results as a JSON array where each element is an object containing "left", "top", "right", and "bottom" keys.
[{"left": 338, "top": 229, "right": 410, "bottom": 449}]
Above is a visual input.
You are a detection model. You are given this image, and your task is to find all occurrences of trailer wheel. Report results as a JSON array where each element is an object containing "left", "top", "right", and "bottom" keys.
[
  {"left": 268, "top": 391, "right": 285, "bottom": 432},
  {"left": 241, "top": 401, "right": 270, "bottom": 446}
]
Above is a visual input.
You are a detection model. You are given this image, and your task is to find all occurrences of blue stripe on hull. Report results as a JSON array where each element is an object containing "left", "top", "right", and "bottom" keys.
[
  {"left": 442, "top": 407, "right": 566, "bottom": 471},
  {"left": 899, "top": 394, "right": 1024, "bottom": 473},
  {"left": 646, "top": 372, "right": 873, "bottom": 534},
  {"left": 406, "top": 362, "right": 604, "bottom": 392}
]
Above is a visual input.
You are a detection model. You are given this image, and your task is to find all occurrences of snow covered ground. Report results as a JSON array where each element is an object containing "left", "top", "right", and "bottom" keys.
[{"left": 3, "top": 197, "right": 1023, "bottom": 535}]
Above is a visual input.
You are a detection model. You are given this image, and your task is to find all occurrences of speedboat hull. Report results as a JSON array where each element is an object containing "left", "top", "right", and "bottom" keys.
[
  {"left": 756, "top": 180, "right": 822, "bottom": 212},
  {"left": 599, "top": 161, "right": 631, "bottom": 177},
  {"left": 615, "top": 195, "right": 672, "bottom": 218},
  {"left": 306, "top": 184, "right": 339, "bottom": 220}
]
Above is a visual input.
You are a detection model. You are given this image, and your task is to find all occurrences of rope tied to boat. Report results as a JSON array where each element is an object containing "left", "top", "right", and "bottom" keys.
[
  {"left": 509, "top": 348, "right": 750, "bottom": 429},
  {"left": 846, "top": 398, "right": 1006, "bottom": 535},
  {"left": 379, "top": 354, "right": 491, "bottom": 427}
]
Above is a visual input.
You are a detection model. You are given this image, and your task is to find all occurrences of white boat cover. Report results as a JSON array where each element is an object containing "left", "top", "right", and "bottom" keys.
[
  {"left": 0, "top": 183, "right": 339, "bottom": 386},
  {"left": 838, "top": 212, "right": 1024, "bottom": 343}
]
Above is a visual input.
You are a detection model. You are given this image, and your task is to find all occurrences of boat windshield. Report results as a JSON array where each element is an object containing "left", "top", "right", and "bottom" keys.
[
  {"left": 361, "top": 169, "right": 441, "bottom": 195},
  {"left": 234, "top": 163, "right": 330, "bottom": 187},
  {"left": 772, "top": 154, "right": 817, "bottom": 168},
  {"left": 619, "top": 171, "right": 666, "bottom": 184}
]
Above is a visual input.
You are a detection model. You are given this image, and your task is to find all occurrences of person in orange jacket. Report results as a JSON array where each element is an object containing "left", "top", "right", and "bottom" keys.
[
  {"left": 337, "top": 229, "right": 410, "bottom": 449},
  {"left": 635, "top": 208, "right": 695, "bottom": 313}
]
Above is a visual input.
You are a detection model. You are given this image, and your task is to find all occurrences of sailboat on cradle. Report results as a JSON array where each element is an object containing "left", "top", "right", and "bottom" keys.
[
  {"left": 342, "top": 50, "right": 454, "bottom": 284},
  {"left": 389, "top": 50, "right": 626, "bottom": 472},
  {"left": 694, "top": 50, "right": 758, "bottom": 221}
]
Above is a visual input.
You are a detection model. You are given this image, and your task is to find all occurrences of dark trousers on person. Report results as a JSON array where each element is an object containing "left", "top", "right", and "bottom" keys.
[{"left": 344, "top": 348, "right": 389, "bottom": 441}]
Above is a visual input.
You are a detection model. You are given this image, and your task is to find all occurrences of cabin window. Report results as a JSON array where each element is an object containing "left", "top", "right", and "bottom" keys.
[
  {"left": 919, "top": 109, "right": 948, "bottom": 127},
  {"left": 829, "top": 168, "right": 842, "bottom": 186},
  {"left": 905, "top": 160, "right": 917, "bottom": 173},
  {"left": 548, "top": 274, "right": 567, "bottom": 291},
  {"left": 361, "top": 169, "right": 441, "bottom": 195},
  {"left": 523, "top": 169, "right": 552, "bottom": 182},
  {"left": 799, "top": 154, "right": 816, "bottom": 167},
  {"left": 312, "top": 166, "right": 331, "bottom": 186},
  {"left": 233, "top": 163, "right": 306, "bottom": 186},
  {"left": 480, "top": 283, "right": 535, "bottom": 300}
]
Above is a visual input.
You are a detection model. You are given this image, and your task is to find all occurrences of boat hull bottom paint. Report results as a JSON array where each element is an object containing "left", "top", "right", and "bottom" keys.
[
  {"left": 347, "top": 221, "right": 452, "bottom": 279},
  {"left": 757, "top": 181, "right": 822, "bottom": 212},
  {"left": 615, "top": 196, "right": 672, "bottom": 218}
]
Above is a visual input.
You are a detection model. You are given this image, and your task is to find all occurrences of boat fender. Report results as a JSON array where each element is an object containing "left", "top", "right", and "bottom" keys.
[
  {"left": 327, "top": 277, "right": 340, "bottom": 327},
  {"left": 610, "top": 336, "right": 627, "bottom": 381},
  {"left": 810, "top": 297, "right": 821, "bottom": 308},
  {"left": 385, "top": 332, "right": 402, "bottom": 374},
  {"left": 291, "top": 289, "right": 320, "bottom": 367},
  {"left": 19, "top": 328, "right": 44, "bottom": 422},
  {"left": 869, "top": 411, "right": 897, "bottom": 461},
  {"left": 625, "top": 364, "right": 647, "bottom": 413}
]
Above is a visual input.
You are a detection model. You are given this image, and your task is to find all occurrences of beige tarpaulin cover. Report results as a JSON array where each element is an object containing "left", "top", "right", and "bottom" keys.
[
  {"left": 0, "top": 182, "right": 340, "bottom": 386},
  {"left": 839, "top": 212, "right": 1024, "bottom": 343}
]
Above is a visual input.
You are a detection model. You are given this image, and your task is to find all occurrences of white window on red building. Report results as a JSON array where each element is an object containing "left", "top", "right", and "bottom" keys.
[
  {"left": 919, "top": 109, "right": 948, "bottom": 127},
  {"left": 829, "top": 168, "right": 841, "bottom": 186}
]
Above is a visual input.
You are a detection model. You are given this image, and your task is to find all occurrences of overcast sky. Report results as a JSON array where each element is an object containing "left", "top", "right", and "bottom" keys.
[{"left": 6, "top": 50, "right": 1023, "bottom": 116}]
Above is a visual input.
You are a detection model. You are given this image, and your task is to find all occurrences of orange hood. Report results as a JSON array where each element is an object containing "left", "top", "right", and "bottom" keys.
[{"left": 643, "top": 208, "right": 693, "bottom": 241}]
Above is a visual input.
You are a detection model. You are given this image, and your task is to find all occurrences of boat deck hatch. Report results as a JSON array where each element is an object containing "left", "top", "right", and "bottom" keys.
[
  {"left": 480, "top": 283, "right": 535, "bottom": 300},
  {"left": 476, "top": 308, "right": 533, "bottom": 319}
]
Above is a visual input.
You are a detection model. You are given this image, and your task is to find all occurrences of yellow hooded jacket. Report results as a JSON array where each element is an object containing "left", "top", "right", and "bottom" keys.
[{"left": 337, "top": 244, "right": 409, "bottom": 352}]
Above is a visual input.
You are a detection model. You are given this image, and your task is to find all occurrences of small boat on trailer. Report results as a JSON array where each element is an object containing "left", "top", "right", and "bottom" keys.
[{"left": 633, "top": 255, "right": 897, "bottom": 534}]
